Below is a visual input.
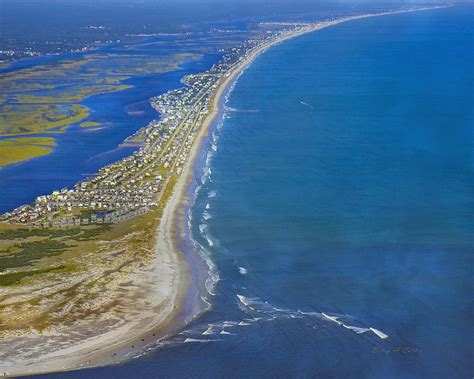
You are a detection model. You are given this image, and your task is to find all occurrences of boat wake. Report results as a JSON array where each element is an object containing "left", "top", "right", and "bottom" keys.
[
  {"left": 224, "top": 105, "right": 259, "bottom": 113},
  {"left": 300, "top": 101, "right": 314, "bottom": 110}
]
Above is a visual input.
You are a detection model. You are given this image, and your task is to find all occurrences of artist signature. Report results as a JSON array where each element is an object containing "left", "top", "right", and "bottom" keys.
[{"left": 372, "top": 346, "right": 423, "bottom": 354}]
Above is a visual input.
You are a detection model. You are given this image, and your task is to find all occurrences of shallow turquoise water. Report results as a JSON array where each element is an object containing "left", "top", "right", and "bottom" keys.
[{"left": 42, "top": 6, "right": 473, "bottom": 379}]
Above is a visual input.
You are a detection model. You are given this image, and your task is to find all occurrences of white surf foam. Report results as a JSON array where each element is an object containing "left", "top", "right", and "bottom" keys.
[
  {"left": 321, "top": 312, "right": 343, "bottom": 325},
  {"left": 290, "top": 314, "right": 304, "bottom": 319},
  {"left": 202, "top": 326, "right": 215, "bottom": 336},
  {"left": 370, "top": 327, "right": 389, "bottom": 339},
  {"left": 238, "top": 266, "right": 248, "bottom": 275},
  {"left": 223, "top": 321, "right": 239, "bottom": 327},
  {"left": 205, "top": 152, "right": 214, "bottom": 166},
  {"left": 224, "top": 105, "right": 239, "bottom": 112},
  {"left": 236, "top": 295, "right": 389, "bottom": 341},
  {"left": 191, "top": 240, "right": 219, "bottom": 296},
  {"left": 174, "top": 291, "right": 389, "bottom": 350},
  {"left": 184, "top": 338, "right": 217, "bottom": 343},
  {"left": 236, "top": 294, "right": 251, "bottom": 307},
  {"left": 298, "top": 310, "right": 320, "bottom": 316},
  {"left": 200, "top": 295, "right": 211, "bottom": 307},
  {"left": 342, "top": 324, "right": 370, "bottom": 334},
  {"left": 207, "top": 190, "right": 217, "bottom": 198},
  {"left": 205, "top": 235, "right": 214, "bottom": 247},
  {"left": 273, "top": 306, "right": 291, "bottom": 313}
]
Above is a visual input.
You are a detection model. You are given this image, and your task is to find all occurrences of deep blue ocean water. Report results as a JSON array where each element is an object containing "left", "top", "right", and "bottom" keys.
[{"left": 37, "top": 6, "right": 473, "bottom": 379}]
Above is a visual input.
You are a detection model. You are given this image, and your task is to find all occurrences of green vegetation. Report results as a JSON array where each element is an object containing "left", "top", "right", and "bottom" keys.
[
  {"left": 6, "top": 137, "right": 56, "bottom": 146},
  {"left": 0, "top": 52, "right": 204, "bottom": 135},
  {"left": 0, "top": 265, "right": 66, "bottom": 286},
  {"left": 0, "top": 240, "right": 68, "bottom": 271},
  {"left": 0, "top": 202, "right": 158, "bottom": 333},
  {"left": 15, "top": 85, "right": 132, "bottom": 104},
  {"left": 0, "top": 224, "right": 111, "bottom": 242},
  {"left": 70, "top": 224, "right": 111, "bottom": 240},
  {"left": 0, "top": 103, "right": 89, "bottom": 135},
  {"left": 129, "top": 131, "right": 146, "bottom": 144},
  {"left": 77, "top": 209, "right": 94, "bottom": 219},
  {"left": 0, "top": 49, "right": 204, "bottom": 168},
  {"left": 0, "top": 137, "right": 56, "bottom": 167},
  {"left": 0, "top": 227, "right": 81, "bottom": 240},
  {"left": 0, "top": 47, "right": 210, "bottom": 333},
  {"left": 0, "top": 224, "right": 111, "bottom": 273},
  {"left": 80, "top": 121, "right": 101, "bottom": 128}
]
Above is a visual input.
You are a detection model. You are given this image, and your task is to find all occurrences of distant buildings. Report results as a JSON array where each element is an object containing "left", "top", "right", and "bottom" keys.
[{"left": 1, "top": 23, "right": 318, "bottom": 227}]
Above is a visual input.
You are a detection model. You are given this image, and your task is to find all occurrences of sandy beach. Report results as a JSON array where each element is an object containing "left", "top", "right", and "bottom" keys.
[
  {"left": 0, "top": 18, "right": 287, "bottom": 378},
  {"left": 0, "top": 6, "right": 447, "bottom": 377}
]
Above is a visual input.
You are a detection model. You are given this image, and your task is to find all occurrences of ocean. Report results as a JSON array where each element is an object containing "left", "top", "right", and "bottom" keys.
[{"left": 37, "top": 5, "right": 473, "bottom": 379}]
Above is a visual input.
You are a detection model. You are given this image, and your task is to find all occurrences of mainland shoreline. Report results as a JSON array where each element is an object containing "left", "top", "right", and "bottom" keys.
[{"left": 0, "top": 5, "right": 449, "bottom": 377}]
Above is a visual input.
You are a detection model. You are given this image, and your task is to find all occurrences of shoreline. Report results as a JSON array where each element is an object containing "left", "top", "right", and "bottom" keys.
[
  {"left": 118, "top": 0, "right": 452, "bottom": 365},
  {"left": 0, "top": 5, "right": 450, "bottom": 377},
  {"left": 167, "top": 1, "right": 451, "bottom": 316}
]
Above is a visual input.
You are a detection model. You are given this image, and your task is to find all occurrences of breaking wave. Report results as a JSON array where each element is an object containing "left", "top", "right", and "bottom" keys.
[
  {"left": 151, "top": 293, "right": 390, "bottom": 350},
  {"left": 236, "top": 294, "right": 389, "bottom": 340},
  {"left": 207, "top": 190, "right": 217, "bottom": 198}
]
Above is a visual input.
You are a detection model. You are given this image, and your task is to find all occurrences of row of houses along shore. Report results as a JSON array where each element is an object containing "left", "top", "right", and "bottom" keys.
[{"left": 1, "top": 22, "right": 320, "bottom": 228}]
